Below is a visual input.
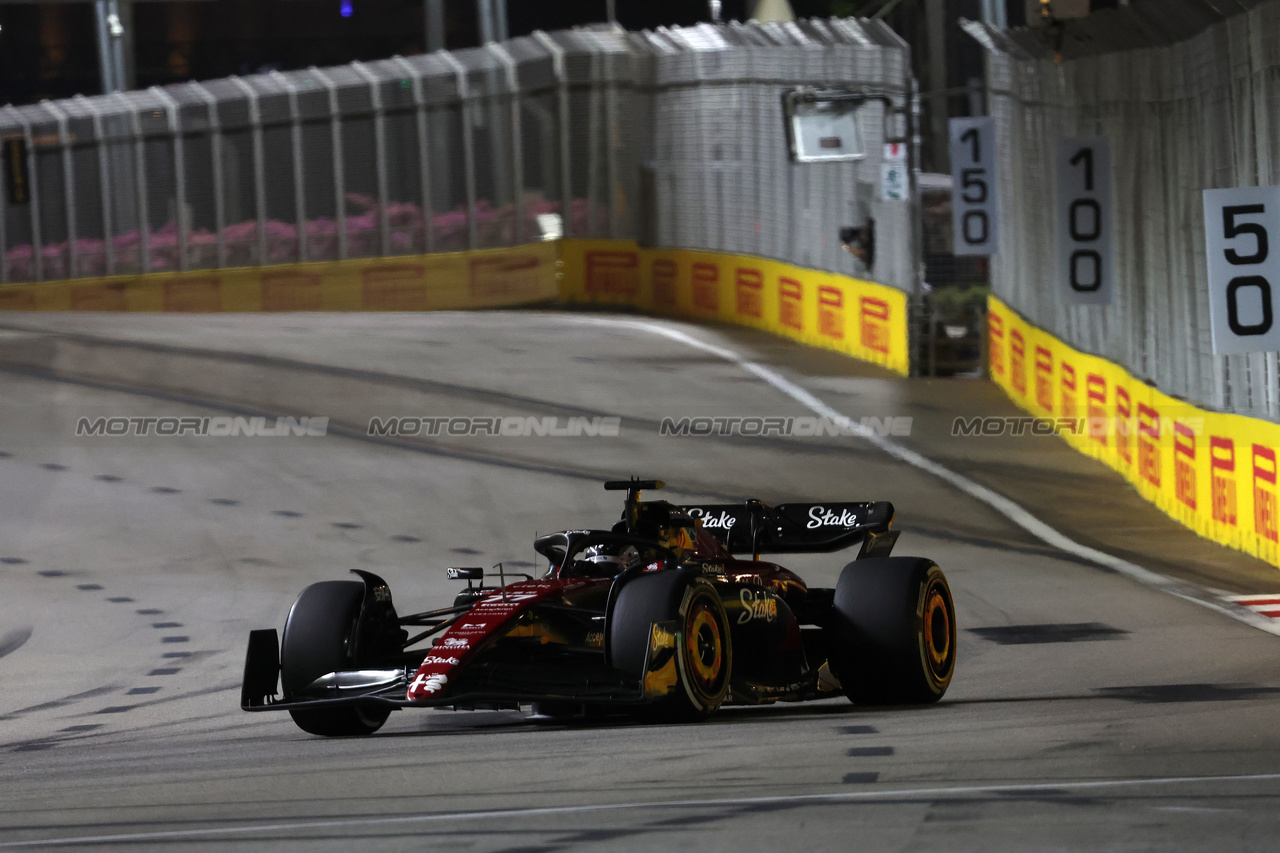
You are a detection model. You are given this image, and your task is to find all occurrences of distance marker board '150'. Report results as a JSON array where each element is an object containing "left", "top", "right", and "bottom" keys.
[{"left": 241, "top": 479, "right": 957, "bottom": 735}]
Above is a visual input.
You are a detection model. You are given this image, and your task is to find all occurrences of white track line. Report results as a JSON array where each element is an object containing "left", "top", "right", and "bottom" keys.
[
  {"left": 3, "top": 772, "right": 1279, "bottom": 848},
  {"left": 570, "top": 316, "right": 1280, "bottom": 638}
]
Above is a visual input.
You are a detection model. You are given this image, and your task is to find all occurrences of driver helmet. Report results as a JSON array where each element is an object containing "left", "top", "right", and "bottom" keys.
[
  {"left": 579, "top": 545, "right": 625, "bottom": 577},
  {"left": 657, "top": 517, "right": 698, "bottom": 558}
]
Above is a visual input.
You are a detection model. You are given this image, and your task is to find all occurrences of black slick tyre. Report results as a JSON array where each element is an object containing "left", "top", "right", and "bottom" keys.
[
  {"left": 609, "top": 572, "right": 732, "bottom": 722},
  {"left": 826, "top": 558, "right": 956, "bottom": 705},
  {"left": 280, "top": 580, "right": 391, "bottom": 736}
]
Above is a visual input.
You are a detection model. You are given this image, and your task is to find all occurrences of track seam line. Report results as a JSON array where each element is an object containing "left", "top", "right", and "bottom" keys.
[{"left": 3, "top": 772, "right": 1280, "bottom": 848}]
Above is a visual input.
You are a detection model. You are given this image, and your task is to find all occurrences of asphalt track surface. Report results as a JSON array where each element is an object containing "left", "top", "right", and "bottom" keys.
[{"left": 2, "top": 311, "right": 1280, "bottom": 851}]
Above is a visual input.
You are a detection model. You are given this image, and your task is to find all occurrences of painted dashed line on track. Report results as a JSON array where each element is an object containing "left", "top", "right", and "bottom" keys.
[
  {"left": 838, "top": 726, "right": 888, "bottom": 784},
  {"left": 12, "top": 450, "right": 425, "bottom": 547},
  {"left": 12, "top": 742, "right": 58, "bottom": 753},
  {"left": 5, "top": 559, "right": 195, "bottom": 739}
]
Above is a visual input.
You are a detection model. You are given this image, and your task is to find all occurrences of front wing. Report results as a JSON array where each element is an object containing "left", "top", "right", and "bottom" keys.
[{"left": 240, "top": 628, "right": 652, "bottom": 713}]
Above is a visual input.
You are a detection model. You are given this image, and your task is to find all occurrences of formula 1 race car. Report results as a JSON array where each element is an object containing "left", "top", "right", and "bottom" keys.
[{"left": 241, "top": 479, "right": 956, "bottom": 736}]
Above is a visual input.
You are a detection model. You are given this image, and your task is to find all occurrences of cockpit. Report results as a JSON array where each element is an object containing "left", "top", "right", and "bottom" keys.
[{"left": 534, "top": 531, "right": 680, "bottom": 580}]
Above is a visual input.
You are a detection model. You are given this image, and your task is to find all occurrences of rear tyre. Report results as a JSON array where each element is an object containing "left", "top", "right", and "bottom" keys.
[
  {"left": 609, "top": 572, "right": 731, "bottom": 722},
  {"left": 826, "top": 558, "right": 956, "bottom": 706},
  {"left": 280, "top": 580, "right": 391, "bottom": 737}
]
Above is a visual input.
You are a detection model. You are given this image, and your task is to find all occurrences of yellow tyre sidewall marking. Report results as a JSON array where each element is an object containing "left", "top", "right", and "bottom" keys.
[
  {"left": 686, "top": 606, "right": 723, "bottom": 685},
  {"left": 924, "top": 587, "right": 951, "bottom": 670}
]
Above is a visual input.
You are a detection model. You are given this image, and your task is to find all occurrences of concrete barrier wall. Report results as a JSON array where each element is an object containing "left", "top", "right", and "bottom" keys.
[
  {"left": 0, "top": 238, "right": 911, "bottom": 376},
  {"left": 991, "top": 294, "right": 1280, "bottom": 569},
  {"left": 0, "top": 242, "right": 560, "bottom": 313},
  {"left": 559, "top": 240, "right": 909, "bottom": 377}
]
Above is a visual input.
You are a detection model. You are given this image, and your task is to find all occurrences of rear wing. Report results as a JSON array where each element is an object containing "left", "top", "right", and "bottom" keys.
[{"left": 678, "top": 500, "right": 897, "bottom": 557}]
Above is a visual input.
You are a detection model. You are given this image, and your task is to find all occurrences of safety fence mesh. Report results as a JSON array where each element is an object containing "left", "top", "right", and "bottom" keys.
[
  {"left": 0, "top": 18, "right": 916, "bottom": 295},
  {"left": 968, "top": 1, "right": 1280, "bottom": 419}
]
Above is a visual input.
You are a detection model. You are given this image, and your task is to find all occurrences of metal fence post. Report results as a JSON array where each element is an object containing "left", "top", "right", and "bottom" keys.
[
  {"left": 907, "top": 77, "right": 925, "bottom": 373},
  {"left": 586, "top": 41, "right": 602, "bottom": 237},
  {"left": 391, "top": 56, "right": 434, "bottom": 254},
  {"left": 487, "top": 43, "right": 525, "bottom": 245},
  {"left": 351, "top": 62, "right": 391, "bottom": 257},
  {"left": 2, "top": 107, "right": 43, "bottom": 281},
  {"left": 269, "top": 71, "right": 307, "bottom": 263},
  {"left": 477, "top": 0, "right": 496, "bottom": 44},
  {"left": 425, "top": 0, "right": 446, "bottom": 52},
  {"left": 228, "top": 77, "right": 269, "bottom": 267},
  {"left": 189, "top": 83, "right": 226, "bottom": 268},
  {"left": 604, "top": 45, "right": 620, "bottom": 239},
  {"left": 72, "top": 95, "right": 115, "bottom": 277},
  {"left": 41, "top": 100, "right": 79, "bottom": 279},
  {"left": 439, "top": 50, "right": 478, "bottom": 250},
  {"left": 909, "top": 76, "right": 923, "bottom": 299},
  {"left": 113, "top": 93, "right": 150, "bottom": 274},
  {"left": 531, "top": 31, "right": 572, "bottom": 238},
  {"left": 309, "top": 67, "right": 347, "bottom": 261},
  {"left": 0, "top": 118, "right": 6, "bottom": 283},
  {"left": 148, "top": 86, "right": 188, "bottom": 272},
  {"left": 693, "top": 50, "right": 713, "bottom": 250},
  {"left": 495, "top": 0, "right": 508, "bottom": 41}
]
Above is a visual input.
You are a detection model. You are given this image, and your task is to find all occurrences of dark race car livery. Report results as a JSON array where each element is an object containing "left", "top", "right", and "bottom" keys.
[{"left": 241, "top": 479, "right": 957, "bottom": 735}]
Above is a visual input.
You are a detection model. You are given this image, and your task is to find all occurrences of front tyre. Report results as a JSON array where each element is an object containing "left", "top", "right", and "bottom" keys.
[
  {"left": 826, "top": 558, "right": 956, "bottom": 706},
  {"left": 280, "top": 580, "right": 391, "bottom": 737},
  {"left": 609, "top": 572, "right": 732, "bottom": 722}
]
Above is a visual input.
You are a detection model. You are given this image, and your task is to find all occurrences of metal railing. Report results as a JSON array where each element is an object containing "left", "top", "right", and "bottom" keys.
[{"left": 0, "top": 18, "right": 916, "bottom": 293}]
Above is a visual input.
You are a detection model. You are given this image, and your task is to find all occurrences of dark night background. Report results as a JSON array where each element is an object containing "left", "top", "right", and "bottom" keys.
[
  {"left": 0, "top": 0, "right": 1036, "bottom": 107},
  {"left": 0, "top": 0, "right": 745, "bottom": 105}
]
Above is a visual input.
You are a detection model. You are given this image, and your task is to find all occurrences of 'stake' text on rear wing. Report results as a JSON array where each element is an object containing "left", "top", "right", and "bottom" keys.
[{"left": 678, "top": 500, "right": 897, "bottom": 558}]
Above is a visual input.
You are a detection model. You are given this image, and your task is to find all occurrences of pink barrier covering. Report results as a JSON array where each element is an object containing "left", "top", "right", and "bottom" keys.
[{"left": 3, "top": 196, "right": 607, "bottom": 282}]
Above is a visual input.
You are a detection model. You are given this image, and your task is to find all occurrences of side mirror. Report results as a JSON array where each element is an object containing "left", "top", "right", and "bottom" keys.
[{"left": 446, "top": 567, "right": 484, "bottom": 581}]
